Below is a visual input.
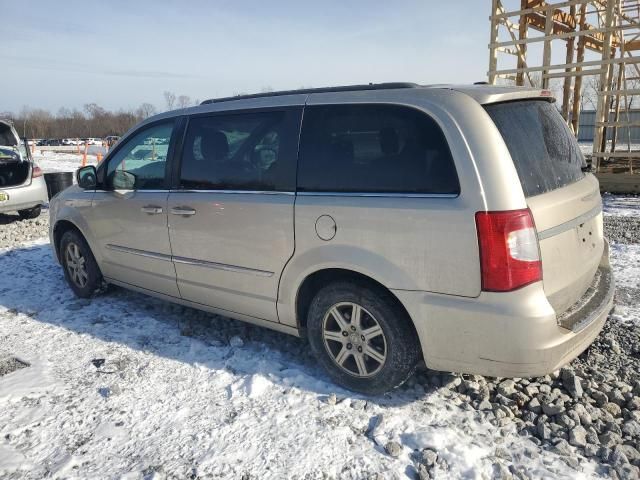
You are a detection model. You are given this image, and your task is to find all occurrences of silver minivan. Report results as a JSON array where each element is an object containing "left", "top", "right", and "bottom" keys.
[{"left": 49, "top": 83, "right": 614, "bottom": 394}]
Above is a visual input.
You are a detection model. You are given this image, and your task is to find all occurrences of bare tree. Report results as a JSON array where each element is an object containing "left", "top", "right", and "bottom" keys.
[
  {"left": 6, "top": 104, "right": 151, "bottom": 139},
  {"left": 164, "top": 91, "right": 176, "bottom": 111},
  {"left": 84, "top": 103, "right": 107, "bottom": 119},
  {"left": 136, "top": 103, "right": 157, "bottom": 119},
  {"left": 176, "top": 95, "right": 191, "bottom": 109}
]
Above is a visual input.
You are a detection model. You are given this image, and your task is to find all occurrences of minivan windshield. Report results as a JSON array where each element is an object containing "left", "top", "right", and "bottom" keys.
[{"left": 485, "top": 100, "right": 586, "bottom": 197}]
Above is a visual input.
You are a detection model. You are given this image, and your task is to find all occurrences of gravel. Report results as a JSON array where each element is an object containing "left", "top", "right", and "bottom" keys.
[
  {"left": 1, "top": 198, "right": 638, "bottom": 477},
  {"left": 0, "top": 356, "right": 29, "bottom": 377},
  {"left": 604, "top": 213, "right": 640, "bottom": 245},
  {"left": 0, "top": 211, "right": 49, "bottom": 250}
]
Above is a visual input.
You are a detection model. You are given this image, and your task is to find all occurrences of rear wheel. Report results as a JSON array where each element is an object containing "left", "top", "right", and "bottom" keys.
[
  {"left": 307, "top": 282, "right": 421, "bottom": 395},
  {"left": 18, "top": 205, "right": 41, "bottom": 220},
  {"left": 59, "top": 230, "right": 102, "bottom": 298}
]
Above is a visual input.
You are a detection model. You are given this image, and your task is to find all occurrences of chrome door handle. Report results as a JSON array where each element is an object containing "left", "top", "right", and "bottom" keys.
[
  {"left": 141, "top": 205, "right": 163, "bottom": 214},
  {"left": 170, "top": 206, "right": 196, "bottom": 216}
]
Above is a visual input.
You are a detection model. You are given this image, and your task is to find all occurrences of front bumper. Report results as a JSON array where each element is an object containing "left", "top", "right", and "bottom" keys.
[
  {"left": 0, "top": 176, "right": 48, "bottom": 214},
  {"left": 394, "top": 241, "right": 614, "bottom": 378}
]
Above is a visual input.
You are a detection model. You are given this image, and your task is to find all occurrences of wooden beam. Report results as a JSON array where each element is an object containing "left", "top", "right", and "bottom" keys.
[
  {"left": 595, "top": 172, "right": 640, "bottom": 193},
  {"left": 489, "top": 23, "right": 635, "bottom": 49},
  {"left": 572, "top": 2, "right": 588, "bottom": 135},
  {"left": 610, "top": 59, "right": 625, "bottom": 151},
  {"left": 562, "top": 5, "right": 577, "bottom": 120},
  {"left": 517, "top": 0, "right": 529, "bottom": 85},
  {"left": 543, "top": 68, "right": 607, "bottom": 78},
  {"left": 624, "top": 38, "right": 640, "bottom": 49},
  {"left": 542, "top": 4, "right": 554, "bottom": 88},
  {"left": 492, "top": 0, "right": 600, "bottom": 20},
  {"left": 488, "top": 0, "right": 500, "bottom": 84},
  {"left": 592, "top": 0, "right": 616, "bottom": 171},
  {"left": 488, "top": 54, "right": 640, "bottom": 76},
  {"left": 597, "top": 88, "right": 640, "bottom": 94}
]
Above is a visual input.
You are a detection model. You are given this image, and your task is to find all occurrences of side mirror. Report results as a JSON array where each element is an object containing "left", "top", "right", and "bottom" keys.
[
  {"left": 112, "top": 170, "right": 136, "bottom": 190},
  {"left": 77, "top": 165, "right": 97, "bottom": 190}
]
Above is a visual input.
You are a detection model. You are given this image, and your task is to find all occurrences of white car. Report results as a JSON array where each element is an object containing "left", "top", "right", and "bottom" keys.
[{"left": 0, "top": 120, "right": 48, "bottom": 219}]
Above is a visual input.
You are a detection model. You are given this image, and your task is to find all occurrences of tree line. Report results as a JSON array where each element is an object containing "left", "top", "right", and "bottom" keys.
[{"left": 0, "top": 91, "right": 198, "bottom": 140}]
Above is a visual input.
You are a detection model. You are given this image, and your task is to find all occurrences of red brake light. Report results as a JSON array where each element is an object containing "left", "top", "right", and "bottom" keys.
[
  {"left": 475, "top": 209, "right": 542, "bottom": 292},
  {"left": 32, "top": 165, "right": 43, "bottom": 178}
]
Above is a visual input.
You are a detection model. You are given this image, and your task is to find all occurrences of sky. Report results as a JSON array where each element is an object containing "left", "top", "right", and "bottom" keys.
[{"left": 1, "top": 1, "right": 490, "bottom": 113}]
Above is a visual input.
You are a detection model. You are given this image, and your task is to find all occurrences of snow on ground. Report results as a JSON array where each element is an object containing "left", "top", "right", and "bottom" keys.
[
  {"left": 602, "top": 194, "right": 640, "bottom": 218},
  {"left": 0, "top": 265, "right": 602, "bottom": 479},
  {"left": 33, "top": 149, "right": 100, "bottom": 174},
  {"left": 0, "top": 242, "right": 596, "bottom": 479},
  {"left": 0, "top": 200, "right": 639, "bottom": 479},
  {"left": 609, "top": 241, "right": 640, "bottom": 327}
]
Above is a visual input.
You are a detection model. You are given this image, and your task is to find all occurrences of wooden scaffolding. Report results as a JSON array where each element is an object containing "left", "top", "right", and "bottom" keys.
[{"left": 488, "top": 0, "right": 640, "bottom": 174}]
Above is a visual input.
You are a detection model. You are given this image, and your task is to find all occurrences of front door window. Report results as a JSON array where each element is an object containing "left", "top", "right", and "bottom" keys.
[{"left": 106, "top": 122, "right": 174, "bottom": 190}]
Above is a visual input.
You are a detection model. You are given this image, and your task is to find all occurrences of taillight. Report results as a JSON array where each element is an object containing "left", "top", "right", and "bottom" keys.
[
  {"left": 475, "top": 208, "right": 542, "bottom": 292},
  {"left": 32, "top": 165, "right": 43, "bottom": 178}
]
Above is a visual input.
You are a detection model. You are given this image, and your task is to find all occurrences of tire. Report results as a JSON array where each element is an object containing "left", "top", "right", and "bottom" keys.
[
  {"left": 307, "top": 281, "right": 421, "bottom": 395},
  {"left": 18, "top": 205, "right": 41, "bottom": 220},
  {"left": 59, "top": 230, "right": 102, "bottom": 298}
]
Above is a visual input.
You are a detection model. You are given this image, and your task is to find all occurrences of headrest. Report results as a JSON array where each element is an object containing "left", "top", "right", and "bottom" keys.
[
  {"left": 200, "top": 130, "right": 229, "bottom": 162},
  {"left": 380, "top": 127, "right": 399, "bottom": 155}
]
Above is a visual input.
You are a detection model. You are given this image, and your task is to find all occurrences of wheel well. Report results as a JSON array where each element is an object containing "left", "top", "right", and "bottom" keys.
[
  {"left": 295, "top": 268, "right": 418, "bottom": 338},
  {"left": 53, "top": 220, "right": 83, "bottom": 258}
]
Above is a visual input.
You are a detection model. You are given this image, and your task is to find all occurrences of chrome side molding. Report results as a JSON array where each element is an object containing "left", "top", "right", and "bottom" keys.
[{"left": 106, "top": 244, "right": 273, "bottom": 277}]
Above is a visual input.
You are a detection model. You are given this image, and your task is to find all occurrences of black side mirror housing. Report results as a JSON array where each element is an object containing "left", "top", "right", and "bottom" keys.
[{"left": 77, "top": 165, "right": 97, "bottom": 190}]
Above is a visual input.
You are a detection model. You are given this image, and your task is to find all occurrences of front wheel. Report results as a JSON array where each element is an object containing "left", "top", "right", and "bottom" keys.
[
  {"left": 59, "top": 230, "right": 102, "bottom": 298},
  {"left": 18, "top": 205, "right": 41, "bottom": 220},
  {"left": 307, "top": 282, "right": 421, "bottom": 395}
]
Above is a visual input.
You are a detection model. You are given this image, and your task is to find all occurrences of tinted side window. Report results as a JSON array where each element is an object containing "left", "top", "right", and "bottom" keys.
[
  {"left": 179, "top": 110, "right": 298, "bottom": 191},
  {"left": 298, "top": 104, "right": 459, "bottom": 194},
  {"left": 485, "top": 100, "right": 585, "bottom": 197},
  {"left": 106, "top": 121, "right": 174, "bottom": 190}
]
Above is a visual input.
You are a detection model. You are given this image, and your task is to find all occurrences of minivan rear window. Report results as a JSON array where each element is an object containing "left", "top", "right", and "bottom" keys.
[{"left": 485, "top": 100, "right": 586, "bottom": 197}]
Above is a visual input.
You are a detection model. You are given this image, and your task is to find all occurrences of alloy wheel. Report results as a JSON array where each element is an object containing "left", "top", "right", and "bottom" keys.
[
  {"left": 65, "top": 242, "right": 88, "bottom": 288},
  {"left": 321, "top": 301, "right": 387, "bottom": 377}
]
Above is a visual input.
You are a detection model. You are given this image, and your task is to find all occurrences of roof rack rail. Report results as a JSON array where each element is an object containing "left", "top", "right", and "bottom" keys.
[{"left": 200, "top": 82, "right": 419, "bottom": 105}]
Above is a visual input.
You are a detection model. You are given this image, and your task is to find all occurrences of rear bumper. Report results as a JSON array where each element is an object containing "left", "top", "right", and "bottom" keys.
[
  {"left": 394, "top": 240, "right": 614, "bottom": 378},
  {"left": 0, "top": 176, "right": 48, "bottom": 214}
]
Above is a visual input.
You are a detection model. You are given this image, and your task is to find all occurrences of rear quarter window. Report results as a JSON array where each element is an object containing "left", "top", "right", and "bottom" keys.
[
  {"left": 298, "top": 104, "right": 459, "bottom": 194},
  {"left": 485, "top": 100, "right": 586, "bottom": 197}
]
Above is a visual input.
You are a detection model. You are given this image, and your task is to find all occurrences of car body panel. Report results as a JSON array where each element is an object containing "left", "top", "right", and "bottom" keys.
[
  {"left": 527, "top": 175, "right": 604, "bottom": 314},
  {"left": 88, "top": 190, "right": 179, "bottom": 297},
  {"left": 0, "top": 175, "right": 48, "bottom": 214},
  {"left": 167, "top": 191, "right": 295, "bottom": 322},
  {"left": 49, "top": 186, "right": 97, "bottom": 262},
  {"left": 394, "top": 244, "right": 613, "bottom": 377}
]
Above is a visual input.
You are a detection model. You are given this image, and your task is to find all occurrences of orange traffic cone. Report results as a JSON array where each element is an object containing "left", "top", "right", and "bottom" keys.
[
  {"left": 96, "top": 153, "right": 103, "bottom": 162},
  {"left": 82, "top": 143, "right": 88, "bottom": 167}
]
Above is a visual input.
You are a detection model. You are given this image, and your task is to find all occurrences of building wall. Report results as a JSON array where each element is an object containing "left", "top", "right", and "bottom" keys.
[{"left": 578, "top": 110, "right": 640, "bottom": 143}]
